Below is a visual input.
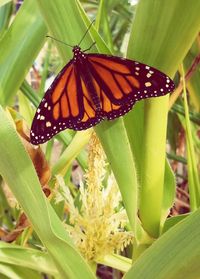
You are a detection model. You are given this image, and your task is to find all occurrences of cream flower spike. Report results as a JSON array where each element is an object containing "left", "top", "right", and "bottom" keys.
[{"left": 55, "top": 132, "right": 133, "bottom": 262}]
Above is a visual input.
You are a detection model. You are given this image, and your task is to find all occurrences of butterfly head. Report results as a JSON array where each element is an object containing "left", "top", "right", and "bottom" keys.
[
  {"left": 73, "top": 45, "right": 87, "bottom": 62},
  {"left": 73, "top": 46, "right": 81, "bottom": 55}
]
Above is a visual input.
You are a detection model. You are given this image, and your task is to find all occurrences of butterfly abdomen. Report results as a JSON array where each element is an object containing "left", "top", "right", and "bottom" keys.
[{"left": 76, "top": 56, "right": 102, "bottom": 112}]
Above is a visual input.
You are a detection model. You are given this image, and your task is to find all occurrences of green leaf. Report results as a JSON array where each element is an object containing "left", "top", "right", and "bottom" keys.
[
  {"left": 125, "top": 0, "right": 200, "bottom": 237},
  {"left": 124, "top": 208, "right": 200, "bottom": 279},
  {"left": 161, "top": 160, "right": 176, "bottom": 227},
  {"left": 0, "top": 0, "right": 47, "bottom": 106},
  {"left": 18, "top": 93, "right": 33, "bottom": 126},
  {"left": 184, "top": 42, "right": 200, "bottom": 112},
  {"left": 36, "top": 0, "right": 95, "bottom": 60},
  {"left": 0, "top": 0, "right": 11, "bottom": 8},
  {"left": 0, "top": 1, "right": 12, "bottom": 36},
  {"left": 52, "top": 129, "right": 92, "bottom": 175},
  {"left": 0, "top": 106, "right": 95, "bottom": 279},
  {"left": 0, "top": 242, "right": 58, "bottom": 276},
  {"left": 163, "top": 213, "right": 190, "bottom": 233},
  {"left": 181, "top": 64, "right": 200, "bottom": 210},
  {"left": 0, "top": 263, "right": 42, "bottom": 279},
  {"left": 98, "top": 254, "right": 132, "bottom": 273},
  {"left": 171, "top": 103, "right": 200, "bottom": 125}
]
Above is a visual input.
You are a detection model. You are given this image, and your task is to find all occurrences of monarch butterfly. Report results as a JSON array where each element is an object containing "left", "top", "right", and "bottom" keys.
[{"left": 30, "top": 25, "right": 175, "bottom": 145}]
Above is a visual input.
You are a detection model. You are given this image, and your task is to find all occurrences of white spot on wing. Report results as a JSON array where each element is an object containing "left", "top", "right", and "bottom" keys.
[
  {"left": 145, "top": 82, "right": 152, "bottom": 87},
  {"left": 46, "top": 121, "right": 51, "bottom": 127}
]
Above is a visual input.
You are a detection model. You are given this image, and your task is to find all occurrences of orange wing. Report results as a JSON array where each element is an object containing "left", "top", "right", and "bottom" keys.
[
  {"left": 87, "top": 54, "right": 174, "bottom": 117},
  {"left": 30, "top": 62, "right": 102, "bottom": 145}
]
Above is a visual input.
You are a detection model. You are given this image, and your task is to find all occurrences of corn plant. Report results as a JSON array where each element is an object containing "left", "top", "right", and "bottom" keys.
[{"left": 0, "top": 0, "right": 200, "bottom": 278}]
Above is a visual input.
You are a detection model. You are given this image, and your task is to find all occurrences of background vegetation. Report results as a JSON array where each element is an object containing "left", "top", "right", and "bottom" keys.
[{"left": 0, "top": 0, "right": 200, "bottom": 278}]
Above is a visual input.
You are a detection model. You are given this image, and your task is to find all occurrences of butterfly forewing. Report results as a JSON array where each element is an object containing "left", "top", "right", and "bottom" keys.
[
  {"left": 30, "top": 47, "right": 175, "bottom": 145},
  {"left": 30, "top": 59, "right": 101, "bottom": 145}
]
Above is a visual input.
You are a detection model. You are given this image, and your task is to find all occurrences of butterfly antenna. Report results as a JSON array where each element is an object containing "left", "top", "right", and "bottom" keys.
[
  {"left": 46, "top": 35, "right": 74, "bottom": 48},
  {"left": 78, "top": 20, "right": 95, "bottom": 46},
  {"left": 83, "top": 42, "right": 96, "bottom": 52}
]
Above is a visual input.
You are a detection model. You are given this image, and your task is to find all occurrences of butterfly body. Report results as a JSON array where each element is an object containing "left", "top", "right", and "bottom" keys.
[
  {"left": 73, "top": 48, "right": 102, "bottom": 112},
  {"left": 30, "top": 46, "right": 175, "bottom": 145}
]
